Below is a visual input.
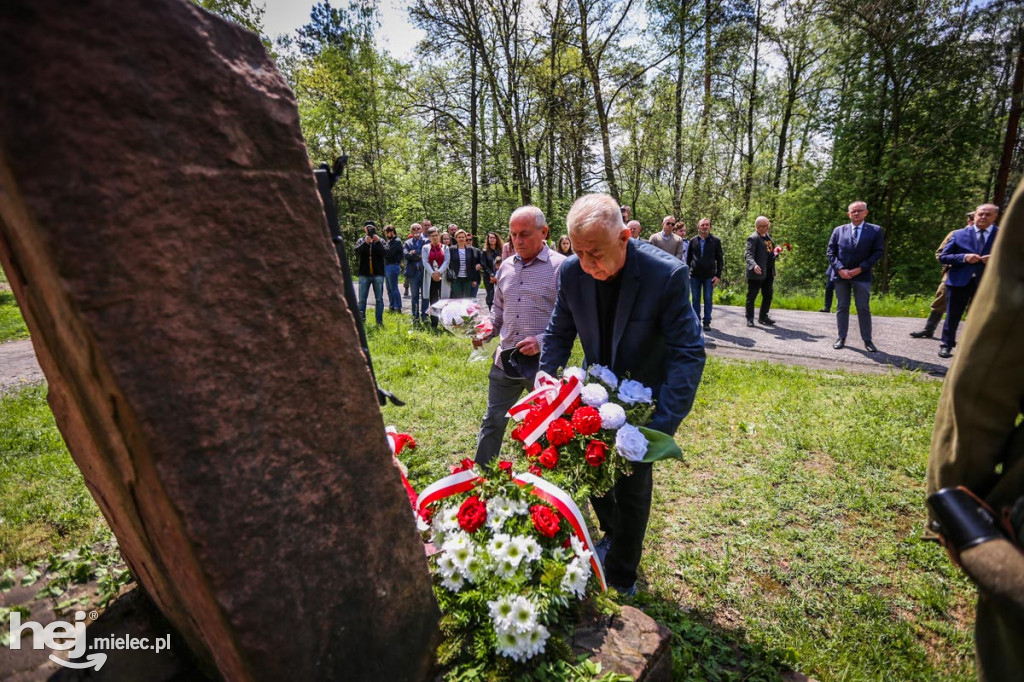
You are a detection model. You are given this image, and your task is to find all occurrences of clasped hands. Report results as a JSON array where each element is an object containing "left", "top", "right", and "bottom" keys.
[{"left": 837, "top": 267, "right": 863, "bottom": 279}]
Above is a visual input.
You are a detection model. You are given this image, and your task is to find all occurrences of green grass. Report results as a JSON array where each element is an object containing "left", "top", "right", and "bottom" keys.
[
  {"left": 0, "top": 384, "right": 105, "bottom": 567},
  {"left": 0, "top": 284, "right": 30, "bottom": 343},
  {"left": 713, "top": 286, "right": 932, "bottom": 318},
  {"left": 0, "top": 313, "right": 975, "bottom": 680}
]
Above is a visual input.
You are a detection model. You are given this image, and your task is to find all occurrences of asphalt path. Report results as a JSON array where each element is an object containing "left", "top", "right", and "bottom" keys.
[{"left": 0, "top": 297, "right": 954, "bottom": 392}]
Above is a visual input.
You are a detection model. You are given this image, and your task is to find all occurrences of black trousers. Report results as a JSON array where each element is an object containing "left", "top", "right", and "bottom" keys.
[
  {"left": 746, "top": 272, "right": 774, "bottom": 320},
  {"left": 590, "top": 462, "right": 653, "bottom": 589},
  {"left": 941, "top": 279, "right": 978, "bottom": 348}
]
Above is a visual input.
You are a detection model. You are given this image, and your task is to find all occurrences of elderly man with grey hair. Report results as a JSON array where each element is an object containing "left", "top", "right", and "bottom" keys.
[
  {"left": 540, "top": 193, "right": 706, "bottom": 595},
  {"left": 473, "top": 205, "right": 566, "bottom": 467}
]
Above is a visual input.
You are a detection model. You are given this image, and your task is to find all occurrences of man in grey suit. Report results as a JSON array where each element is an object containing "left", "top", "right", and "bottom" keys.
[
  {"left": 540, "top": 193, "right": 705, "bottom": 596},
  {"left": 827, "top": 201, "right": 885, "bottom": 353}
]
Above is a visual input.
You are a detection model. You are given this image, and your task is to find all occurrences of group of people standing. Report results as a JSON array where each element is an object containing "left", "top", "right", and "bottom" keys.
[{"left": 354, "top": 219, "right": 505, "bottom": 327}]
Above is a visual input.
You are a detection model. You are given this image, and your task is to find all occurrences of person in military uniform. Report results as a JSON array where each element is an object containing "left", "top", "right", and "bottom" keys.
[{"left": 926, "top": 182, "right": 1024, "bottom": 682}]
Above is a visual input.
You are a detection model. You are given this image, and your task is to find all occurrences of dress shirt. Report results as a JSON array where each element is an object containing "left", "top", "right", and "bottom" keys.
[{"left": 487, "top": 245, "right": 565, "bottom": 369}]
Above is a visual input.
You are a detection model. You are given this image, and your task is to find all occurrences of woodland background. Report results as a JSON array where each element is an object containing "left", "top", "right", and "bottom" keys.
[{"left": 199, "top": 0, "right": 1022, "bottom": 294}]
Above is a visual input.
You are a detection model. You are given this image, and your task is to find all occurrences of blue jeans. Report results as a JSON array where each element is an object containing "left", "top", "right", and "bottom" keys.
[
  {"left": 358, "top": 275, "right": 384, "bottom": 325},
  {"left": 691, "top": 277, "right": 715, "bottom": 323},
  {"left": 407, "top": 268, "right": 424, "bottom": 320},
  {"left": 384, "top": 264, "right": 402, "bottom": 311}
]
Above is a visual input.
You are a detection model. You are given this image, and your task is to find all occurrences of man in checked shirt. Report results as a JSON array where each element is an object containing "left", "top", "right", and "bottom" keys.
[{"left": 473, "top": 206, "right": 567, "bottom": 467}]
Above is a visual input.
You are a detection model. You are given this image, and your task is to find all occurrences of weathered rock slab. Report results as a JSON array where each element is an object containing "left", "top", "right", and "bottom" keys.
[
  {"left": 0, "top": 1, "right": 438, "bottom": 679},
  {"left": 572, "top": 605, "right": 673, "bottom": 681}
]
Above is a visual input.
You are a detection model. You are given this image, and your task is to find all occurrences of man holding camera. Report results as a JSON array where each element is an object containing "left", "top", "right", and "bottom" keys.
[
  {"left": 382, "top": 225, "right": 404, "bottom": 313},
  {"left": 355, "top": 220, "right": 386, "bottom": 326}
]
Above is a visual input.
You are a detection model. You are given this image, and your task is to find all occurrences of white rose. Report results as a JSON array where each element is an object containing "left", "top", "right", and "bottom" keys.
[
  {"left": 615, "top": 424, "right": 649, "bottom": 461},
  {"left": 617, "top": 379, "right": 653, "bottom": 404},
  {"left": 580, "top": 383, "right": 609, "bottom": 407},
  {"left": 599, "top": 402, "right": 627, "bottom": 429}
]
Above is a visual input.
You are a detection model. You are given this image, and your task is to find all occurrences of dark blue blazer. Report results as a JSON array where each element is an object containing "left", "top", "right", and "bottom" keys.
[
  {"left": 940, "top": 225, "right": 999, "bottom": 288},
  {"left": 827, "top": 222, "right": 885, "bottom": 283},
  {"left": 539, "top": 240, "right": 706, "bottom": 435}
]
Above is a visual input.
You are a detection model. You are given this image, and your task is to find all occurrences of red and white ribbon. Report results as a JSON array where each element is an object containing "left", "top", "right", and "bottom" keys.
[
  {"left": 415, "top": 469, "right": 606, "bottom": 592},
  {"left": 514, "top": 473, "right": 607, "bottom": 592},
  {"left": 415, "top": 469, "right": 483, "bottom": 517},
  {"left": 506, "top": 373, "right": 582, "bottom": 447}
]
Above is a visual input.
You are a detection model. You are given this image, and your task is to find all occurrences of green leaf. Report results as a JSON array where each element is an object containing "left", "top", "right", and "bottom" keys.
[
  {"left": 638, "top": 427, "right": 683, "bottom": 463},
  {"left": 0, "top": 568, "right": 15, "bottom": 591}
]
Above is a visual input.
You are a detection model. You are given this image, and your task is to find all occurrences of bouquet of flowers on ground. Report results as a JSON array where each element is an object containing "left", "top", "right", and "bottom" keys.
[
  {"left": 416, "top": 461, "right": 605, "bottom": 674},
  {"left": 504, "top": 365, "right": 682, "bottom": 501},
  {"left": 427, "top": 298, "right": 497, "bottom": 362}
]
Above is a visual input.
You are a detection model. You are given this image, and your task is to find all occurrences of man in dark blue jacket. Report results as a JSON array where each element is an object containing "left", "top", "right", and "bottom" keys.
[
  {"left": 403, "top": 223, "right": 426, "bottom": 324},
  {"left": 826, "top": 201, "right": 885, "bottom": 352},
  {"left": 937, "top": 203, "right": 1000, "bottom": 358},
  {"left": 540, "top": 193, "right": 706, "bottom": 595}
]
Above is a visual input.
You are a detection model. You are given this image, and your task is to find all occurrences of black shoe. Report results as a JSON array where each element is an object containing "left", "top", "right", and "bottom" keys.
[
  {"left": 864, "top": 341, "right": 877, "bottom": 353},
  {"left": 702, "top": 322, "right": 711, "bottom": 331},
  {"left": 909, "top": 329, "right": 934, "bottom": 338},
  {"left": 833, "top": 338, "right": 846, "bottom": 350},
  {"left": 759, "top": 316, "right": 776, "bottom": 326},
  {"left": 746, "top": 319, "right": 755, "bottom": 328},
  {"left": 938, "top": 345, "right": 953, "bottom": 359},
  {"left": 818, "top": 308, "right": 830, "bottom": 313}
]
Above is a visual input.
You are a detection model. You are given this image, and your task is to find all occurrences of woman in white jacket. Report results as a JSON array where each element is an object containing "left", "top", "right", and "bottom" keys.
[{"left": 421, "top": 226, "right": 451, "bottom": 328}]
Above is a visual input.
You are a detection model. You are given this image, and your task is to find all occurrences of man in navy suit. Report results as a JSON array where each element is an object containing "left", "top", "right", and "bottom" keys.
[
  {"left": 826, "top": 201, "right": 885, "bottom": 352},
  {"left": 936, "top": 203, "right": 1000, "bottom": 358},
  {"left": 540, "top": 193, "right": 706, "bottom": 595}
]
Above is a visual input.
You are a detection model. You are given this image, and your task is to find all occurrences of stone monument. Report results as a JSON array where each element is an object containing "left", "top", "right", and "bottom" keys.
[{"left": 0, "top": 0, "right": 438, "bottom": 678}]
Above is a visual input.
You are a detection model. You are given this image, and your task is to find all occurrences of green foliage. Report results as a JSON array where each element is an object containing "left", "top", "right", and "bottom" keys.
[
  {"left": 0, "top": 290, "right": 29, "bottom": 343},
  {"left": 190, "top": 0, "right": 264, "bottom": 35}
]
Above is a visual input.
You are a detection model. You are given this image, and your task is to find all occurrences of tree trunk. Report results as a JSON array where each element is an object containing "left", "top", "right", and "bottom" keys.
[
  {"left": 577, "top": 0, "right": 619, "bottom": 199},
  {"left": 741, "top": 0, "right": 761, "bottom": 217},
  {"left": 470, "top": 42, "right": 479, "bottom": 238},
  {"left": 994, "top": 30, "right": 1023, "bottom": 208}
]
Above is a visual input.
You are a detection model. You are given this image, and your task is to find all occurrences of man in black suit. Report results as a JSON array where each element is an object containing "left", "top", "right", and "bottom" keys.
[
  {"left": 540, "top": 193, "right": 705, "bottom": 595},
  {"left": 744, "top": 216, "right": 777, "bottom": 328},
  {"left": 936, "top": 203, "right": 1000, "bottom": 358},
  {"left": 826, "top": 201, "right": 885, "bottom": 352},
  {"left": 687, "top": 218, "right": 724, "bottom": 331}
]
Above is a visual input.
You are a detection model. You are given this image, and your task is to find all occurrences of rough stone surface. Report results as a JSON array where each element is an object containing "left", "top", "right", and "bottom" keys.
[
  {"left": 0, "top": 1, "right": 438, "bottom": 679},
  {"left": 572, "top": 605, "right": 673, "bottom": 681}
]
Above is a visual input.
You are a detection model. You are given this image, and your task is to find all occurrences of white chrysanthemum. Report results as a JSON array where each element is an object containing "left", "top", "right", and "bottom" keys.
[
  {"left": 617, "top": 378, "right": 653, "bottom": 404},
  {"left": 581, "top": 383, "right": 609, "bottom": 407},
  {"left": 517, "top": 624, "right": 550, "bottom": 660},
  {"left": 569, "top": 535, "right": 594, "bottom": 563},
  {"left": 494, "top": 627, "right": 524, "bottom": 661},
  {"left": 510, "top": 498, "right": 530, "bottom": 516},
  {"left": 507, "top": 596, "right": 538, "bottom": 633},
  {"left": 599, "top": 402, "right": 627, "bottom": 429},
  {"left": 514, "top": 535, "right": 542, "bottom": 563},
  {"left": 487, "top": 533, "right": 513, "bottom": 558},
  {"left": 442, "top": 532, "right": 476, "bottom": 570},
  {"left": 587, "top": 364, "right": 619, "bottom": 388},
  {"left": 493, "top": 559, "right": 519, "bottom": 580},
  {"left": 563, "top": 366, "right": 586, "bottom": 383},
  {"left": 462, "top": 554, "right": 488, "bottom": 583},
  {"left": 561, "top": 559, "right": 590, "bottom": 598},
  {"left": 489, "top": 596, "right": 515, "bottom": 629},
  {"left": 441, "top": 571, "right": 465, "bottom": 592},
  {"left": 486, "top": 497, "right": 515, "bottom": 531},
  {"left": 436, "top": 504, "right": 461, "bottom": 533},
  {"left": 503, "top": 537, "right": 526, "bottom": 566},
  {"left": 615, "top": 423, "right": 649, "bottom": 461},
  {"left": 435, "top": 553, "right": 459, "bottom": 578}
]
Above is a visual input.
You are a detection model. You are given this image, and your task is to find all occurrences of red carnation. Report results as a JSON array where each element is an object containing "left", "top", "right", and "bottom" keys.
[
  {"left": 538, "top": 445, "right": 559, "bottom": 469},
  {"left": 524, "top": 442, "right": 542, "bottom": 459},
  {"left": 528, "top": 464, "right": 543, "bottom": 477},
  {"left": 546, "top": 418, "right": 575, "bottom": 446},
  {"left": 451, "top": 458, "right": 475, "bottom": 474},
  {"left": 585, "top": 440, "right": 608, "bottom": 467},
  {"left": 498, "top": 460, "right": 514, "bottom": 477},
  {"left": 572, "top": 406, "right": 602, "bottom": 436},
  {"left": 511, "top": 422, "right": 527, "bottom": 442},
  {"left": 392, "top": 433, "right": 417, "bottom": 456},
  {"left": 530, "top": 504, "right": 561, "bottom": 538},
  {"left": 457, "top": 495, "right": 488, "bottom": 533},
  {"left": 419, "top": 506, "right": 434, "bottom": 524}
]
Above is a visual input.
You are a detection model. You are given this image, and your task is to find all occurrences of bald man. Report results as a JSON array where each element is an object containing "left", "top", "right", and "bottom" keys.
[
  {"left": 826, "top": 201, "right": 885, "bottom": 353},
  {"left": 540, "top": 193, "right": 705, "bottom": 596}
]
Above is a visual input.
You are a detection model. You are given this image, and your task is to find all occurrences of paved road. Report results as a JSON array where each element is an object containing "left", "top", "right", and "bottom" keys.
[{"left": 0, "top": 300, "right": 954, "bottom": 392}]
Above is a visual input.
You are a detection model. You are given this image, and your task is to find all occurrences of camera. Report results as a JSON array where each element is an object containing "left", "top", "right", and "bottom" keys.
[{"left": 366, "top": 226, "right": 377, "bottom": 238}]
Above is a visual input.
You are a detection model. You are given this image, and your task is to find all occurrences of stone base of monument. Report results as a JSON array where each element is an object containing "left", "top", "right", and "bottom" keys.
[{"left": 571, "top": 605, "right": 673, "bottom": 682}]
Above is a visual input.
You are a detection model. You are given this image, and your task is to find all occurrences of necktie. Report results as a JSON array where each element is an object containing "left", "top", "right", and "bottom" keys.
[
  {"left": 852, "top": 224, "right": 860, "bottom": 247},
  {"left": 976, "top": 228, "right": 987, "bottom": 253}
]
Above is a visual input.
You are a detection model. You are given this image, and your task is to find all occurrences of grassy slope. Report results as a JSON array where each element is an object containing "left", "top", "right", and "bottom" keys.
[{"left": 0, "top": 314, "right": 974, "bottom": 680}]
